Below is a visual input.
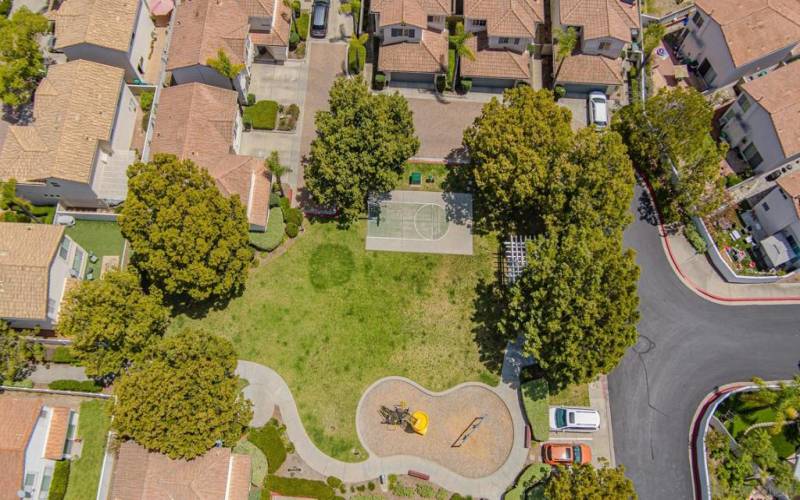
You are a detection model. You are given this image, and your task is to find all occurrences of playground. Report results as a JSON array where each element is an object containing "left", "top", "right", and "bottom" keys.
[
  {"left": 366, "top": 190, "right": 473, "bottom": 255},
  {"left": 356, "top": 378, "right": 514, "bottom": 478}
]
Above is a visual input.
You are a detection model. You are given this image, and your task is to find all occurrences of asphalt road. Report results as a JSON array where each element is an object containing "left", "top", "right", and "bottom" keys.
[{"left": 609, "top": 185, "right": 800, "bottom": 499}]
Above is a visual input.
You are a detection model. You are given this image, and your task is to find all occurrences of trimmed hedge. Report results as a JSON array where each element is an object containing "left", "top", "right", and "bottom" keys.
[
  {"left": 297, "top": 11, "right": 310, "bottom": 41},
  {"left": 263, "top": 475, "right": 341, "bottom": 500},
  {"left": 2, "top": 379, "right": 33, "bottom": 388},
  {"left": 249, "top": 207, "right": 285, "bottom": 252},
  {"left": 52, "top": 346, "right": 79, "bottom": 364},
  {"left": 48, "top": 379, "right": 102, "bottom": 393},
  {"left": 49, "top": 460, "right": 70, "bottom": 500},
  {"left": 285, "top": 207, "right": 303, "bottom": 227},
  {"left": 249, "top": 424, "right": 287, "bottom": 474},
  {"left": 285, "top": 222, "right": 299, "bottom": 238},
  {"left": 244, "top": 100, "right": 279, "bottom": 130},
  {"left": 140, "top": 91, "right": 154, "bottom": 112},
  {"left": 684, "top": 223, "right": 707, "bottom": 254},
  {"left": 269, "top": 191, "right": 281, "bottom": 208}
]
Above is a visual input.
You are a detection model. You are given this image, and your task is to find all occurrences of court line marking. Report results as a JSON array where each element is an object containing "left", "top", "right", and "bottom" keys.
[{"left": 367, "top": 201, "right": 450, "bottom": 242}]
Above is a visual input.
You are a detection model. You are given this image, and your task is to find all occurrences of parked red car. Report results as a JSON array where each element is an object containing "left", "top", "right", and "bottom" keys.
[{"left": 542, "top": 442, "right": 592, "bottom": 465}]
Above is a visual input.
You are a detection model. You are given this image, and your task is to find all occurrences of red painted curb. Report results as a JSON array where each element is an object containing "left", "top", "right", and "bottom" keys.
[{"left": 636, "top": 172, "right": 800, "bottom": 303}]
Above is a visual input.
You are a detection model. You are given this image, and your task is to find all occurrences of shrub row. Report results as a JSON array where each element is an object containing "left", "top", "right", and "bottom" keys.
[
  {"left": 49, "top": 379, "right": 102, "bottom": 393},
  {"left": 249, "top": 207, "right": 285, "bottom": 252},
  {"left": 296, "top": 11, "right": 310, "bottom": 41},
  {"left": 249, "top": 424, "right": 287, "bottom": 474},
  {"left": 263, "top": 475, "right": 343, "bottom": 500},
  {"left": 49, "top": 460, "right": 70, "bottom": 500},
  {"left": 684, "top": 222, "right": 708, "bottom": 254},
  {"left": 2, "top": 379, "right": 33, "bottom": 388}
]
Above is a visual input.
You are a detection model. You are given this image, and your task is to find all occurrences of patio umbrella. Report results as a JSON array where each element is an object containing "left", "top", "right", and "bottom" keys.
[{"left": 148, "top": 0, "right": 174, "bottom": 16}]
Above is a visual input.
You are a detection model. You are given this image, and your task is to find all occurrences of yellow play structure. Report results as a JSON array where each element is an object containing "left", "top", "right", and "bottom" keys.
[{"left": 380, "top": 404, "right": 429, "bottom": 435}]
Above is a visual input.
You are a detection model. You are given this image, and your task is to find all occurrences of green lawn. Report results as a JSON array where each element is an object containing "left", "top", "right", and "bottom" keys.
[
  {"left": 64, "top": 400, "right": 111, "bottom": 500},
  {"left": 550, "top": 383, "right": 590, "bottom": 407},
  {"left": 722, "top": 400, "right": 800, "bottom": 459},
  {"left": 65, "top": 221, "right": 125, "bottom": 278},
  {"left": 398, "top": 163, "right": 451, "bottom": 192},
  {"left": 171, "top": 220, "right": 500, "bottom": 461},
  {"left": 521, "top": 379, "right": 549, "bottom": 441}
]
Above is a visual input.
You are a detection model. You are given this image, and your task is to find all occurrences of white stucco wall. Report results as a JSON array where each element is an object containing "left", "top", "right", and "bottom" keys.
[
  {"left": 722, "top": 98, "right": 795, "bottom": 173},
  {"left": 753, "top": 186, "right": 798, "bottom": 235},
  {"left": 487, "top": 35, "right": 532, "bottom": 52},
  {"left": 233, "top": 112, "right": 243, "bottom": 154},
  {"left": 465, "top": 18, "right": 488, "bottom": 33},
  {"left": 583, "top": 36, "right": 625, "bottom": 58},
  {"left": 110, "top": 84, "right": 138, "bottom": 152},
  {"left": 128, "top": 0, "right": 156, "bottom": 81},
  {"left": 48, "top": 234, "right": 85, "bottom": 322},
  {"left": 381, "top": 24, "right": 423, "bottom": 44}
]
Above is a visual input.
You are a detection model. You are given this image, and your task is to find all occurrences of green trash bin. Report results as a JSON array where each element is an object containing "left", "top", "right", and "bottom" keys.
[{"left": 410, "top": 171, "right": 422, "bottom": 185}]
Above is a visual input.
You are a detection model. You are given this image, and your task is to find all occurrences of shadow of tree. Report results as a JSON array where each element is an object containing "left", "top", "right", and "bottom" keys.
[{"left": 471, "top": 277, "right": 511, "bottom": 377}]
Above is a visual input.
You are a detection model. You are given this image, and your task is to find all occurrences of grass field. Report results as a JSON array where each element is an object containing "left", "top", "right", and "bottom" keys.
[
  {"left": 550, "top": 383, "right": 590, "bottom": 407},
  {"left": 723, "top": 399, "right": 800, "bottom": 459},
  {"left": 65, "top": 400, "right": 111, "bottom": 500},
  {"left": 171, "top": 220, "right": 500, "bottom": 461},
  {"left": 398, "top": 163, "right": 451, "bottom": 192},
  {"left": 65, "top": 221, "right": 126, "bottom": 278}
]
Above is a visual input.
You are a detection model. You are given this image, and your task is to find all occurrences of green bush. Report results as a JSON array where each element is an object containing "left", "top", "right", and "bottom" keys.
[
  {"left": 368, "top": 482, "right": 375, "bottom": 491},
  {"left": 447, "top": 48, "right": 455, "bottom": 88},
  {"left": 684, "top": 222, "right": 708, "bottom": 254},
  {"left": 249, "top": 423, "right": 288, "bottom": 473},
  {"left": 521, "top": 379, "right": 549, "bottom": 441},
  {"left": 49, "top": 460, "right": 70, "bottom": 500},
  {"left": 416, "top": 483, "right": 436, "bottom": 497},
  {"left": 450, "top": 495, "right": 473, "bottom": 500},
  {"left": 285, "top": 222, "right": 299, "bottom": 238},
  {"left": 297, "top": 11, "right": 310, "bottom": 40},
  {"left": 279, "top": 196, "right": 291, "bottom": 214},
  {"left": 249, "top": 208, "right": 285, "bottom": 252},
  {"left": 435, "top": 74, "right": 446, "bottom": 93},
  {"left": 285, "top": 104, "right": 300, "bottom": 119},
  {"left": 2, "top": 379, "right": 33, "bottom": 388},
  {"left": 504, "top": 463, "right": 550, "bottom": 500},
  {"left": 289, "top": 30, "right": 301, "bottom": 47},
  {"left": 0, "top": 0, "right": 11, "bottom": 17},
  {"left": 247, "top": 93, "right": 256, "bottom": 106},
  {"left": 51, "top": 346, "right": 79, "bottom": 364},
  {"left": 459, "top": 78, "right": 472, "bottom": 93},
  {"left": 263, "top": 475, "right": 337, "bottom": 499},
  {"left": 139, "top": 91, "right": 154, "bottom": 112},
  {"left": 553, "top": 84, "right": 566, "bottom": 99},
  {"left": 435, "top": 489, "right": 448, "bottom": 500},
  {"left": 356, "top": 484, "right": 366, "bottom": 492},
  {"left": 49, "top": 379, "right": 102, "bottom": 393},
  {"left": 243, "top": 100, "right": 279, "bottom": 130},
  {"left": 725, "top": 173, "right": 742, "bottom": 187},
  {"left": 374, "top": 73, "right": 386, "bottom": 89},
  {"left": 269, "top": 191, "right": 281, "bottom": 208},
  {"left": 326, "top": 476, "right": 343, "bottom": 488},
  {"left": 285, "top": 207, "right": 303, "bottom": 227}
]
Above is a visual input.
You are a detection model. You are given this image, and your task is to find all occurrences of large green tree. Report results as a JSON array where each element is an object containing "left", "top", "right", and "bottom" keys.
[
  {"left": 0, "top": 7, "right": 48, "bottom": 107},
  {"left": 57, "top": 270, "right": 170, "bottom": 380},
  {"left": 544, "top": 464, "right": 637, "bottom": 499},
  {"left": 307, "top": 77, "right": 419, "bottom": 223},
  {"left": 112, "top": 329, "right": 252, "bottom": 459},
  {"left": 502, "top": 226, "right": 640, "bottom": 390},
  {"left": 119, "top": 154, "right": 253, "bottom": 304},
  {"left": 0, "top": 320, "right": 42, "bottom": 382},
  {"left": 463, "top": 86, "right": 634, "bottom": 234},
  {"left": 612, "top": 87, "right": 727, "bottom": 222}
]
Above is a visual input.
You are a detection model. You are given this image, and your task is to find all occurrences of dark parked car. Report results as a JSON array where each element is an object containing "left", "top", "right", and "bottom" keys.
[{"left": 310, "top": 0, "right": 330, "bottom": 38}]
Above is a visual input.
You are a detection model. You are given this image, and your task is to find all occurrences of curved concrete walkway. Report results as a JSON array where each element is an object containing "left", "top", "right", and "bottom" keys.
[{"left": 236, "top": 339, "right": 530, "bottom": 498}]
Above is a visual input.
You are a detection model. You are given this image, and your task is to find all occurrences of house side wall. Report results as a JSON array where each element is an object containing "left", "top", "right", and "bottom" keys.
[
  {"left": 128, "top": 0, "right": 156, "bottom": 81},
  {"left": 753, "top": 187, "right": 798, "bottom": 235},
  {"left": 111, "top": 84, "right": 139, "bottom": 152},
  {"left": 16, "top": 179, "right": 103, "bottom": 208},
  {"left": 233, "top": 112, "right": 243, "bottom": 154},
  {"left": 61, "top": 44, "right": 135, "bottom": 82},
  {"left": 722, "top": 100, "right": 787, "bottom": 173},
  {"left": 487, "top": 35, "right": 532, "bottom": 52},
  {"left": 249, "top": 16, "right": 273, "bottom": 31},
  {"left": 582, "top": 36, "right": 626, "bottom": 58},
  {"left": 380, "top": 24, "right": 424, "bottom": 44},
  {"left": 172, "top": 64, "right": 234, "bottom": 90},
  {"left": 48, "top": 235, "right": 84, "bottom": 322}
]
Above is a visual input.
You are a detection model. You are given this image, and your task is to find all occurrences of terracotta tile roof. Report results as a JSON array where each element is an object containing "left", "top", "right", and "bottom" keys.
[
  {"left": 49, "top": 0, "right": 139, "bottom": 53},
  {"left": 777, "top": 170, "right": 800, "bottom": 218},
  {"left": 741, "top": 63, "right": 800, "bottom": 158},
  {"left": 110, "top": 441, "right": 251, "bottom": 500},
  {"left": 555, "top": 52, "right": 624, "bottom": 84},
  {"left": 237, "top": 0, "right": 273, "bottom": 16},
  {"left": 167, "top": 0, "right": 250, "bottom": 71},
  {"left": 461, "top": 33, "right": 530, "bottom": 79},
  {"left": 695, "top": 0, "right": 800, "bottom": 67},
  {"left": 0, "top": 60, "right": 123, "bottom": 184},
  {"left": 559, "top": 0, "right": 638, "bottom": 41},
  {"left": 0, "top": 398, "right": 43, "bottom": 499},
  {"left": 151, "top": 83, "right": 269, "bottom": 227},
  {"left": 44, "top": 407, "right": 71, "bottom": 460},
  {"left": 379, "top": 29, "right": 448, "bottom": 73},
  {"left": 372, "top": 0, "right": 428, "bottom": 27},
  {"left": 226, "top": 453, "right": 252, "bottom": 500},
  {"left": 0, "top": 223, "right": 65, "bottom": 321},
  {"left": 249, "top": 0, "right": 291, "bottom": 47},
  {"left": 465, "top": 0, "right": 544, "bottom": 37}
]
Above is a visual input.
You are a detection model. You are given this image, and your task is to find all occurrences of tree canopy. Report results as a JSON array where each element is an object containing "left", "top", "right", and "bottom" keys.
[
  {"left": 544, "top": 464, "right": 637, "bottom": 499},
  {"left": 206, "top": 49, "right": 244, "bottom": 82},
  {"left": 0, "top": 320, "right": 42, "bottom": 382},
  {"left": 741, "top": 375, "right": 800, "bottom": 434},
  {"left": 306, "top": 77, "right": 419, "bottom": 223},
  {"left": 463, "top": 86, "right": 633, "bottom": 234},
  {"left": 112, "top": 329, "right": 252, "bottom": 459},
  {"left": 0, "top": 7, "right": 48, "bottom": 107},
  {"left": 119, "top": 154, "right": 253, "bottom": 304},
  {"left": 502, "top": 225, "right": 640, "bottom": 390},
  {"left": 612, "top": 87, "right": 727, "bottom": 222},
  {"left": 57, "top": 270, "right": 170, "bottom": 381}
]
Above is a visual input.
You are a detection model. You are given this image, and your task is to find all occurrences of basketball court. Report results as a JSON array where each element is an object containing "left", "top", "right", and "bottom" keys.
[{"left": 366, "top": 190, "right": 473, "bottom": 255}]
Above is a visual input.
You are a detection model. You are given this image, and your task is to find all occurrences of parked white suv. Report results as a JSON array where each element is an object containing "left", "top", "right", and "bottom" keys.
[
  {"left": 588, "top": 91, "right": 608, "bottom": 128},
  {"left": 549, "top": 406, "right": 601, "bottom": 432}
]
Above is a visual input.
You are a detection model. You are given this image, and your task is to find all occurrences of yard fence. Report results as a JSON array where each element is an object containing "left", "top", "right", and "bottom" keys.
[
  {"left": 641, "top": 3, "right": 695, "bottom": 27},
  {"left": 0, "top": 385, "right": 111, "bottom": 399}
]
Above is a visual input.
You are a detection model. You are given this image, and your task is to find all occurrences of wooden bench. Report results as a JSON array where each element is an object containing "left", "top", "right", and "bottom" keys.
[{"left": 408, "top": 470, "right": 430, "bottom": 481}]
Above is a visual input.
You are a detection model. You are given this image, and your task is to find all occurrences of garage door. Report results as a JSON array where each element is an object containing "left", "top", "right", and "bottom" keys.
[
  {"left": 390, "top": 72, "right": 434, "bottom": 88},
  {"left": 470, "top": 77, "right": 516, "bottom": 89}
]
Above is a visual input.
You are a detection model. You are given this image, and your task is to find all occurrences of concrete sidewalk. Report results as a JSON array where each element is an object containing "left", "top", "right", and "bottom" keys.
[{"left": 665, "top": 231, "right": 800, "bottom": 304}]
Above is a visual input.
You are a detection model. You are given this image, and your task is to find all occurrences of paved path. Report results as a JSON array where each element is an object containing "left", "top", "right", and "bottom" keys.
[
  {"left": 29, "top": 364, "right": 88, "bottom": 385},
  {"left": 236, "top": 338, "right": 530, "bottom": 498},
  {"left": 609, "top": 184, "right": 800, "bottom": 499}
]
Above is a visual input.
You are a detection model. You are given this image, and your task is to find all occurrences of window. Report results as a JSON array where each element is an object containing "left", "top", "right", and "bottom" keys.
[
  {"left": 391, "top": 27, "right": 415, "bottom": 37},
  {"left": 58, "top": 238, "right": 70, "bottom": 260},
  {"left": 427, "top": 15, "right": 440, "bottom": 23},
  {"left": 692, "top": 11, "right": 704, "bottom": 28},
  {"left": 720, "top": 107, "right": 735, "bottom": 126},
  {"left": 471, "top": 19, "right": 486, "bottom": 27},
  {"left": 50, "top": 181, "right": 60, "bottom": 187},
  {"left": 697, "top": 59, "right": 716, "bottom": 83},
  {"left": 762, "top": 202, "right": 770, "bottom": 211},
  {"left": 24, "top": 473, "right": 36, "bottom": 488},
  {"left": 499, "top": 37, "right": 510, "bottom": 44},
  {"left": 72, "top": 248, "right": 84, "bottom": 275},
  {"left": 742, "top": 142, "right": 763, "bottom": 168},
  {"left": 513, "top": 38, "right": 520, "bottom": 44},
  {"left": 737, "top": 93, "right": 751, "bottom": 113},
  {"left": 598, "top": 41, "right": 611, "bottom": 50}
]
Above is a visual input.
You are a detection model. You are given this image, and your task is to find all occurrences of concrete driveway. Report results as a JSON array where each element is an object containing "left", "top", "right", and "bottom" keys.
[
  {"left": 406, "top": 97, "right": 484, "bottom": 161},
  {"left": 558, "top": 98, "right": 588, "bottom": 131}
]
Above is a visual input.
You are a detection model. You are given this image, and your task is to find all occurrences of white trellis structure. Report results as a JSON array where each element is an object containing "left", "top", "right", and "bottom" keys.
[{"left": 504, "top": 235, "right": 530, "bottom": 284}]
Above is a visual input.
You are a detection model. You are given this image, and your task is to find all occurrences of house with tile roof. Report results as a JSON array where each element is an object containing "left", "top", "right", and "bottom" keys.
[
  {"left": 551, "top": 0, "right": 638, "bottom": 95},
  {"left": 109, "top": 440, "right": 251, "bottom": 500},
  {"left": 0, "top": 60, "right": 139, "bottom": 209},
  {"left": 750, "top": 170, "right": 800, "bottom": 269},
  {"left": 0, "top": 397, "right": 78, "bottom": 500},
  {"left": 679, "top": 0, "right": 800, "bottom": 90},
  {"left": 150, "top": 83, "right": 270, "bottom": 231},
  {"left": 168, "top": 0, "right": 292, "bottom": 101},
  {"left": 48, "top": 0, "right": 157, "bottom": 83},
  {"left": 370, "top": 0, "right": 451, "bottom": 87},
  {"left": 461, "top": 0, "right": 543, "bottom": 89},
  {"left": 0, "top": 223, "right": 87, "bottom": 330},
  {"left": 719, "top": 62, "right": 800, "bottom": 174}
]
